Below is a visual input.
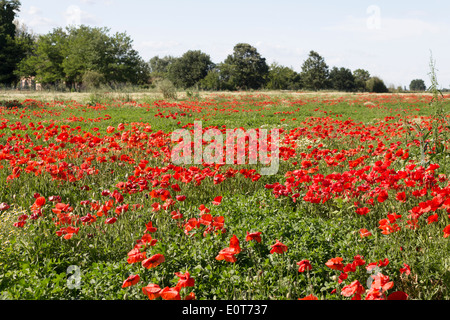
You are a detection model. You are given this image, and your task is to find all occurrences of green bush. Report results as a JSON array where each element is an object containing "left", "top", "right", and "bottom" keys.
[{"left": 156, "top": 79, "right": 177, "bottom": 100}]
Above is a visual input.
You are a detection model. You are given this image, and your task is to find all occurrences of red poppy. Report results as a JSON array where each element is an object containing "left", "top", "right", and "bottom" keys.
[
  {"left": 325, "top": 257, "right": 344, "bottom": 271},
  {"left": 270, "top": 240, "right": 288, "bottom": 254},
  {"left": 229, "top": 235, "right": 241, "bottom": 254},
  {"left": 142, "top": 254, "right": 165, "bottom": 269},
  {"left": 427, "top": 214, "right": 439, "bottom": 224},
  {"left": 105, "top": 217, "right": 117, "bottom": 224},
  {"left": 400, "top": 263, "right": 411, "bottom": 276},
  {"left": 246, "top": 231, "right": 262, "bottom": 243},
  {"left": 297, "top": 260, "right": 312, "bottom": 273},
  {"left": 0, "top": 203, "right": 10, "bottom": 211},
  {"left": 175, "top": 271, "right": 195, "bottom": 288},
  {"left": 184, "top": 292, "right": 196, "bottom": 300},
  {"left": 387, "top": 291, "right": 409, "bottom": 300},
  {"left": 176, "top": 195, "right": 186, "bottom": 202},
  {"left": 34, "top": 196, "right": 46, "bottom": 207},
  {"left": 360, "top": 228, "right": 373, "bottom": 238},
  {"left": 215, "top": 247, "right": 238, "bottom": 263},
  {"left": 356, "top": 207, "right": 370, "bottom": 216},
  {"left": 299, "top": 294, "right": 318, "bottom": 300},
  {"left": 142, "top": 284, "right": 161, "bottom": 300},
  {"left": 160, "top": 286, "right": 181, "bottom": 300},
  {"left": 212, "top": 196, "right": 223, "bottom": 206},
  {"left": 145, "top": 221, "right": 157, "bottom": 233},
  {"left": 443, "top": 225, "right": 450, "bottom": 238},
  {"left": 127, "top": 247, "right": 147, "bottom": 264},
  {"left": 121, "top": 274, "right": 140, "bottom": 288},
  {"left": 341, "top": 280, "right": 365, "bottom": 298}
]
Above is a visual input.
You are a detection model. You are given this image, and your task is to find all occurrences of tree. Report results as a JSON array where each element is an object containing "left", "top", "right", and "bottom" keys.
[
  {"left": 149, "top": 55, "right": 176, "bottom": 80},
  {"left": 366, "top": 77, "right": 388, "bottom": 93},
  {"left": 409, "top": 79, "right": 426, "bottom": 91},
  {"left": 16, "top": 27, "right": 68, "bottom": 86},
  {"left": 300, "top": 51, "right": 329, "bottom": 91},
  {"left": 266, "top": 62, "right": 301, "bottom": 90},
  {"left": 329, "top": 67, "right": 356, "bottom": 92},
  {"left": 17, "top": 25, "right": 149, "bottom": 89},
  {"left": 199, "top": 67, "right": 223, "bottom": 91},
  {"left": 353, "top": 69, "right": 371, "bottom": 92},
  {"left": 167, "top": 50, "right": 214, "bottom": 89},
  {"left": 221, "top": 43, "right": 269, "bottom": 90},
  {"left": 0, "top": 0, "right": 22, "bottom": 85}
]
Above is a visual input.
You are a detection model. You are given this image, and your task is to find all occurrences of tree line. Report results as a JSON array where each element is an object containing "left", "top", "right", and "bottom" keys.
[{"left": 1, "top": 1, "right": 429, "bottom": 93}]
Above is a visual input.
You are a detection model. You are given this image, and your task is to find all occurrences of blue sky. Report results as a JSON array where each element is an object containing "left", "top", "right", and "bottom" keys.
[{"left": 17, "top": 0, "right": 450, "bottom": 89}]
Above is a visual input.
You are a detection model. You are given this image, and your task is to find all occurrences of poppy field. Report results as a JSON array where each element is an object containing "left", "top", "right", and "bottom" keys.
[{"left": 1, "top": 92, "right": 450, "bottom": 301}]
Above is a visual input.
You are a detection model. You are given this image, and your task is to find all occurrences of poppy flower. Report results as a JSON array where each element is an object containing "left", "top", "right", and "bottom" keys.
[
  {"left": 270, "top": 240, "right": 288, "bottom": 254},
  {"left": 184, "top": 292, "right": 196, "bottom": 300},
  {"left": 176, "top": 195, "right": 186, "bottom": 202},
  {"left": 160, "top": 286, "right": 181, "bottom": 300},
  {"left": 299, "top": 294, "right": 318, "bottom": 300},
  {"left": 142, "top": 284, "right": 161, "bottom": 300},
  {"left": 215, "top": 247, "right": 238, "bottom": 263},
  {"left": 356, "top": 207, "right": 370, "bottom": 216},
  {"left": 427, "top": 214, "right": 439, "bottom": 224},
  {"left": 387, "top": 291, "right": 409, "bottom": 300},
  {"left": 127, "top": 247, "right": 147, "bottom": 264},
  {"left": 360, "top": 228, "right": 373, "bottom": 238},
  {"left": 105, "top": 217, "right": 117, "bottom": 224},
  {"left": 145, "top": 221, "right": 157, "bottom": 233},
  {"left": 400, "top": 264, "right": 411, "bottom": 276},
  {"left": 122, "top": 274, "right": 140, "bottom": 288},
  {"left": 370, "top": 273, "right": 394, "bottom": 292},
  {"left": 325, "top": 257, "right": 344, "bottom": 271},
  {"left": 443, "top": 225, "right": 450, "bottom": 238},
  {"left": 341, "top": 280, "right": 365, "bottom": 298},
  {"left": 175, "top": 271, "right": 195, "bottom": 288},
  {"left": 34, "top": 196, "right": 46, "bottom": 207},
  {"left": 229, "top": 234, "right": 241, "bottom": 254},
  {"left": 212, "top": 196, "right": 223, "bottom": 206},
  {"left": 142, "top": 254, "right": 165, "bottom": 269},
  {"left": 0, "top": 203, "right": 10, "bottom": 211},
  {"left": 297, "top": 260, "right": 312, "bottom": 273},
  {"left": 246, "top": 231, "right": 262, "bottom": 243}
]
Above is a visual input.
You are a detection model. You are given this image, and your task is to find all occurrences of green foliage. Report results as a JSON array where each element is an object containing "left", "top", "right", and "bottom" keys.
[
  {"left": 148, "top": 55, "right": 176, "bottom": 81},
  {"left": 353, "top": 69, "right": 371, "bottom": 92},
  {"left": 409, "top": 79, "right": 426, "bottom": 92},
  {"left": 82, "top": 70, "right": 106, "bottom": 91},
  {"left": 300, "top": 51, "right": 330, "bottom": 91},
  {"left": 199, "top": 68, "right": 224, "bottom": 91},
  {"left": 220, "top": 43, "right": 269, "bottom": 90},
  {"left": 167, "top": 50, "right": 214, "bottom": 89},
  {"left": 329, "top": 67, "right": 356, "bottom": 92},
  {"left": 0, "top": 0, "right": 23, "bottom": 85},
  {"left": 156, "top": 79, "right": 177, "bottom": 100},
  {"left": 365, "top": 76, "right": 388, "bottom": 93},
  {"left": 266, "top": 62, "right": 301, "bottom": 90},
  {"left": 17, "top": 25, "right": 149, "bottom": 89}
]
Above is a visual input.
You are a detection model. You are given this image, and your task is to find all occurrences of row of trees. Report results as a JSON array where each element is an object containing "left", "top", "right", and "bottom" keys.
[
  {"left": 150, "top": 46, "right": 391, "bottom": 93},
  {"left": 0, "top": 1, "right": 429, "bottom": 93}
]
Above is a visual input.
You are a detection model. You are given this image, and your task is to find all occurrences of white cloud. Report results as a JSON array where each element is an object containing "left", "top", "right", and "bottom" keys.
[
  {"left": 27, "top": 6, "right": 42, "bottom": 16},
  {"left": 64, "top": 5, "right": 98, "bottom": 26},
  {"left": 324, "top": 15, "right": 443, "bottom": 41}
]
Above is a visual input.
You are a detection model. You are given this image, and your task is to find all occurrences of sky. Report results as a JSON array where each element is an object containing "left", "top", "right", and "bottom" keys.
[{"left": 16, "top": 0, "right": 450, "bottom": 89}]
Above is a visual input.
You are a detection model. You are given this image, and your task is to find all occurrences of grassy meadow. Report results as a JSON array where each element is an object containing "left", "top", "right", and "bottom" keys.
[{"left": 1, "top": 90, "right": 450, "bottom": 300}]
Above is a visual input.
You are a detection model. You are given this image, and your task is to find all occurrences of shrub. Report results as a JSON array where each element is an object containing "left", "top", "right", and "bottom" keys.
[{"left": 156, "top": 79, "right": 177, "bottom": 100}]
